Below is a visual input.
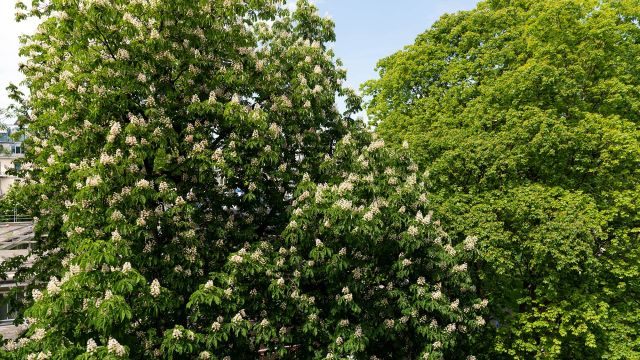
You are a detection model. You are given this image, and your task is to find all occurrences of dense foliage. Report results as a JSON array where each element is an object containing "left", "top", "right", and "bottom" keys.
[
  {"left": 364, "top": 0, "right": 640, "bottom": 358},
  {"left": 177, "top": 131, "right": 487, "bottom": 359},
  {"left": 0, "top": 0, "right": 485, "bottom": 358}
]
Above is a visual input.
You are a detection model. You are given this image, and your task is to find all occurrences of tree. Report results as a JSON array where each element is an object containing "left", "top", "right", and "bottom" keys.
[
  {"left": 364, "top": 0, "right": 640, "bottom": 358},
  {"left": 181, "top": 130, "right": 487, "bottom": 359},
  {"left": 0, "top": 0, "right": 484, "bottom": 358}
]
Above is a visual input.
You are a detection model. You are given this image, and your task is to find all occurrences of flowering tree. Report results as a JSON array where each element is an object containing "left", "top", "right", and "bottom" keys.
[
  {"left": 1, "top": 0, "right": 484, "bottom": 358},
  {"left": 178, "top": 131, "right": 486, "bottom": 359}
]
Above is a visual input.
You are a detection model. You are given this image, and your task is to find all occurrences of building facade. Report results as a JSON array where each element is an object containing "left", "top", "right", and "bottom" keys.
[
  {"left": 0, "top": 125, "right": 24, "bottom": 196},
  {"left": 0, "top": 124, "right": 29, "bottom": 339}
]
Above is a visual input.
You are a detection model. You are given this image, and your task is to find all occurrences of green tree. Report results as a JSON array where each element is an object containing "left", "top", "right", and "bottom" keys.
[
  {"left": 364, "top": 0, "right": 640, "bottom": 358},
  {"left": 181, "top": 130, "right": 487, "bottom": 359},
  {"left": 0, "top": 0, "right": 484, "bottom": 358}
]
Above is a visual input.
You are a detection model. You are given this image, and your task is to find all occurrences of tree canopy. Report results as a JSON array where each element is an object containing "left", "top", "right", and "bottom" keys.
[
  {"left": 364, "top": 0, "right": 640, "bottom": 358},
  {"left": 0, "top": 0, "right": 485, "bottom": 359}
]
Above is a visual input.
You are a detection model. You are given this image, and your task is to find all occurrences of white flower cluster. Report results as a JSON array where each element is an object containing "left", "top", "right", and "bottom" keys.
[
  {"left": 135, "top": 179, "right": 151, "bottom": 189},
  {"left": 211, "top": 321, "right": 221, "bottom": 331},
  {"left": 464, "top": 236, "right": 478, "bottom": 251},
  {"left": 85, "top": 174, "right": 102, "bottom": 187},
  {"left": 341, "top": 286, "right": 353, "bottom": 302},
  {"left": 453, "top": 263, "right": 468, "bottom": 272},
  {"left": 416, "top": 210, "right": 432, "bottom": 225},
  {"left": 111, "top": 229, "right": 122, "bottom": 242},
  {"left": 150, "top": 279, "right": 161, "bottom": 297},
  {"left": 107, "top": 337, "right": 126, "bottom": 356},
  {"left": 32, "top": 289, "right": 43, "bottom": 302},
  {"left": 367, "top": 139, "right": 385, "bottom": 152},
  {"left": 46, "top": 276, "right": 61, "bottom": 295},
  {"left": 26, "top": 351, "right": 51, "bottom": 360},
  {"left": 86, "top": 338, "right": 97, "bottom": 353},
  {"left": 337, "top": 180, "right": 353, "bottom": 194},
  {"left": 232, "top": 311, "right": 244, "bottom": 324},
  {"left": 444, "top": 244, "right": 456, "bottom": 256},
  {"left": 473, "top": 299, "right": 489, "bottom": 310},
  {"left": 30, "top": 328, "right": 46, "bottom": 341},
  {"left": 107, "top": 122, "right": 121, "bottom": 143},
  {"left": 335, "top": 199, "right": 352, "bottom": 211}
]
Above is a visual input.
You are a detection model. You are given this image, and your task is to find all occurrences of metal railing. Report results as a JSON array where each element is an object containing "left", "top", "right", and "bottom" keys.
[{"left": 0, "top": 214, "right": 32, "bottom": 224}]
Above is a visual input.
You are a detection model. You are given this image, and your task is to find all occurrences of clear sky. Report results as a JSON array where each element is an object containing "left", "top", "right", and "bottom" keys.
[
  {"left": 0, "top": 0, "right": 481, "bottom": 114},
  {"left": 313, "top": 0, "right": 480, "bottom": 93}
]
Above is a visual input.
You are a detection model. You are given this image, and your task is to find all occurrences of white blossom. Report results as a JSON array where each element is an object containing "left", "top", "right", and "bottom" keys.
[
  {"left": 444, "top": 244, "right": 456, "bottom": 256},
  {"left": 473, "top": 299, "right": 489, "bottom": 310},
  {"left": 46, "top": 277, "right": 61, "bottom": 295},
  {"left": 150, "top": 279, "right": 161, "bottom": 297},
  {"left": 125, "top": 136, "right": 138, "bottom": 146},
  {"left": 85, "top": 175, "right": 102, "bottom": 187},
  {"left": 204, "top": 280, "right": 214, "bottom": 290},
  {"left": 367, "top": 139, "right": 385, "bottom": 151},
  {"left": 232, "top": 312, "right": 243, "bottom": 323},
  {"left": 111, "top": 230, "right": 122, "bottom": 242},
  {"left": 211, "top": 322, "right": 221, "bottom": 331},
  {"left": 86, "top": 338, "right": 97, "bottom": 353},
  {"left": 111, "top": 210, "right": 124, "bottom": 221},
  {"left": 335, "top": 199, "right": 352, "bottom": 210},
  {"left": 453, "top": 263, "right": 468, "bottom": 272},
  {"left": 464, "top": 236, "right": 478, "bottom": 251},
  {"left": 136, "top": 179, "right": 151, "bottom": 189},
  {"left": 116, "top": 48, "right": 129, "bottom": 60},
  {"left": 30, "top": 328, "right": 46, "bottom": 341},
  {"left": 107, "top": 337, "right": 126, "bottom": 356}
]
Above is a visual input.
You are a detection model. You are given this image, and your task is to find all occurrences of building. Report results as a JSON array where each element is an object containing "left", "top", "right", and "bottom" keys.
[
  {"left": 0, "top": 124, "right": 31, "bottom": 339},
  {"left": 0, "top": 125, "right": 24, "bottom": 196}
]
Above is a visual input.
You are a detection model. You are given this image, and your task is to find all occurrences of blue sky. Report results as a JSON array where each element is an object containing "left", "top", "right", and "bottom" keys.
[
  {"left": 314, "top": 0, "right": 480, "bottom": 91},
  {"left": 0, "top": 1, "right": 481, "bottom": 113}
]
